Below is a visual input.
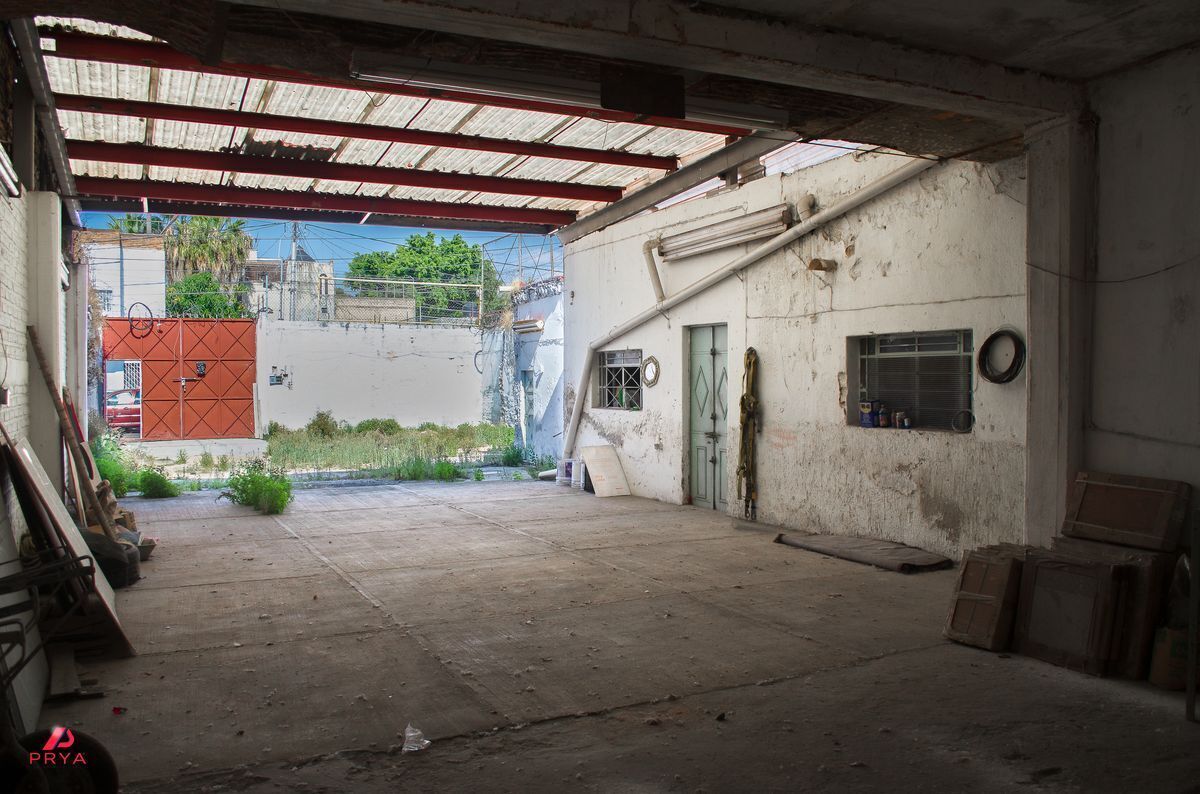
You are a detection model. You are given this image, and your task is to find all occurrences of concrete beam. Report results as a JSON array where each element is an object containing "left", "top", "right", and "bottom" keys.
[
  {"left": 231, "top": 0, "right": 1082, "bottom": 125},
  {"left": 1024, "top": 115, "right": 1095, "bottom": 547},
  {"left": 557, "top": 132, "right": 797, "bottom": 244},
  {"left": 10, "top": 20, "right": 80, "bottom": 225}
]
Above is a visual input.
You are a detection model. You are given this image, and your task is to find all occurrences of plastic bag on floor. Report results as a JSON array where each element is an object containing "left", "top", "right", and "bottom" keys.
[{"left": 402, "top": 724, "right": 430, "bottom": 753}]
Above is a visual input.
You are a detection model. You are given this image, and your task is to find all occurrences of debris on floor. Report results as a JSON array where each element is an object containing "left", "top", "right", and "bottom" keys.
[
  {"left": 945, "top": 469, "right": 1194, "bottom": 692},
  {"left": 402, "top": 724, "right": 431, "bottom": 753},
  {"left": 773, "top": 532, "right": 952, "bottom": 573}
]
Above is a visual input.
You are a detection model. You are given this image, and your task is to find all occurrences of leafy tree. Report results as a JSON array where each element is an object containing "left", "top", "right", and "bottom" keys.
[
  {"left": 346, "top": 232, "right": 504, "bottom": 314},
  {"left": 165, "top": 272, "right": 250, "bottom": 318},
  {"left": 165, "top": 216, "right": 253, "bottom": 284},
  {"left": 107, "top": 213, "right": 167, "bottom": 234}
]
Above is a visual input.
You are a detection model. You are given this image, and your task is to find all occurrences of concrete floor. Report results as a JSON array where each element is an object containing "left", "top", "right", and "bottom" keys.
[{"left": 41, "top": 482, "right": 1199, "bottom": 792}]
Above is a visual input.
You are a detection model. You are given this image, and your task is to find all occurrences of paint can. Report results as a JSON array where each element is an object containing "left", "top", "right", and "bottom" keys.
[{"left": 557, "top": 459, "right": 574, "bottom": 486}]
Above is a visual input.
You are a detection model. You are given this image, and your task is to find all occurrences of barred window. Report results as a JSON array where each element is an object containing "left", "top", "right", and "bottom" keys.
[
  {"left": 598, "top": 349, "right": 642, "bottom": 410},
  {"left": 855, "top": 330, "right": 973, "bottom": 431},
  {"left": 98, "top": 289, "right": 114, "bottom": 314}
]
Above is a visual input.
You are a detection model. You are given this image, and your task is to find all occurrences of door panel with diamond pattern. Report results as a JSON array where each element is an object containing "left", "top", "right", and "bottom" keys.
[
  {"left": 688, "top": 325, "right": 728, "bottom": 510},
  {"left": 103, "top": 318, "right": 256, "bottom": 440}
]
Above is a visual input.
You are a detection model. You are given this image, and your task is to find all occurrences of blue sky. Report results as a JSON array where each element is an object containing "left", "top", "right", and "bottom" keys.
[{"left": 80, "top": 212, "right": 555, "bottom": 278}]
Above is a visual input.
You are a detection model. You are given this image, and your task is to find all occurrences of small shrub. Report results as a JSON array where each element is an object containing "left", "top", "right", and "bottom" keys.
[
  {"left": 175, "top": 450, "right": 188, "bottom": 465},
  {"left": 416, "top": 421, "right": 440, "bottom": 432},
  {"left": 226, "top": 460, "right": 293, "bottom": 514},
  {"left": 306, "top": 410, "right": 338, "bottom": 438},
  {"left": 217, "top": 454, "right": 231, "bottom": 471},
  {"left": 137, "top": 469, "right": 180, "bottom": 499},
  {"left": 266, "top": 420, "right": 288, "bottom": 437},
  {"left": 394, "top": 457, "right": 432, "bottom": 481},
  {"left": 355, "top": 418, "right": 402, "bottom": 435},
  {"left": 473, "top": 469, "right": 485, "bottom": 482},
  {"left": 433, "top": 460, "right": 463, "bottom": 481},
  {"left": 199, "top": 451, "right": 215, "bottom": 469},
  {"left": 512, "top": 472, "right": 524, "bottom": 481},
  {"left": 501, "top": 445, "right": 524, "bottom": 467},
  {"left": 96, "top": 456, "right": 131, "bottom": 498}
]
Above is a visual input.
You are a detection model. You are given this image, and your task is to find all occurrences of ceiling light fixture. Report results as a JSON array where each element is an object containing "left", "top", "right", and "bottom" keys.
[{"left": 657, "top": 204, "right": 793, "bottom": 262}]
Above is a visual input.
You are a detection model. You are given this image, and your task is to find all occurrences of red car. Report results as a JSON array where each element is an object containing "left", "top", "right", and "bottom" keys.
[{"left": 104, "top": 389, "right": 141, "bottom": 431}]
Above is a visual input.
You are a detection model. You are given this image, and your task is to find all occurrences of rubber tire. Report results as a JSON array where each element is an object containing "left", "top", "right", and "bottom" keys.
[{"left": 0, "top": 728, "right": 120, "bottom": 793}]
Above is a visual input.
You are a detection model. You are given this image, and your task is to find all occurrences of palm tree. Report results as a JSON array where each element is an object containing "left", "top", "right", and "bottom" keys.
[
  {"left": 107, "top": 213, "right": 167, "bottom": 234},
  {"left": 165, "top": 216, "right": 253, "bottom": 285}
]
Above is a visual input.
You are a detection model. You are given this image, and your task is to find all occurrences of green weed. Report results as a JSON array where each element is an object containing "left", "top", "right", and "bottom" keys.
[
  {"left": 226, "top": 459, "right": 293, "bottom": 514},
  {"left": 305, "top": 410, "right": 339, "bottom": 438},
  {"left": 137, "top": 469, "right": 181, "bottom": 498}
]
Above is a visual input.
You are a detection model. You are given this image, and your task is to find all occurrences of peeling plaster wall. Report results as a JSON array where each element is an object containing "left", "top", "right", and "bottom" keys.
[
  {"left": 515, "top": 290, "right": 565, "bottom": 458},
  {"left": 256, "top": 321, "right": 483, "bottom": 429},
  {"left": 564, "top": 152, "right": 1027, "bottom": 557},
  {"left": 1085, "top": 46, "right": 1200, "bottom": 497}
]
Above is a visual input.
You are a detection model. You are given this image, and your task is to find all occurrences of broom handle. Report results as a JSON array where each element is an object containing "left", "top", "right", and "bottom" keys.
[{"left": 26, "top": 326, "right": 119, "bottom": 540}]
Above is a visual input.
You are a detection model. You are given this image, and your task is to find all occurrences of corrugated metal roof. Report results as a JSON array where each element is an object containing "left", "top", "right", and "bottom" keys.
[{"left": 38, "top": 15, "right": 815, "bottom": 229}]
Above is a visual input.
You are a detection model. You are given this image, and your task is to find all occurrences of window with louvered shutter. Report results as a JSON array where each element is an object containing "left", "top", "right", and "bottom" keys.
[
  {"left": 856, "top": 330, "right": 973, "bottom": 431},
  {"left": 598, "top": 349, "right": 642, "bottom": 410}
]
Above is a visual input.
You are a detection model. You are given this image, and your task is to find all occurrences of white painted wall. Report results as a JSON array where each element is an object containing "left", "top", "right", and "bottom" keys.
[
  {"left": 256, "top": 321, "right": 483, "bottom": 430},
  {"left": 0, "top": 191, "right": 49, "bottom": 734},
  {"left": 1085, "top": 47, "right": 1200, "bottom": 498},
  {"left": 515, "top": 288, "right": 565, "bottom": 458},
  {"left": 85, "top": 238, "right": 167, "bottom": 318},
  {"left": 564, "top": 153, "right": 1027, "bottom": 557}
]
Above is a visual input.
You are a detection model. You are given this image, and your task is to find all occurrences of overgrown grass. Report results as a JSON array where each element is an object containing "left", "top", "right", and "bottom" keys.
[
  {"left": 138, "top": 469, "right": 181, "bottom": 498},
  {"left": 393, "top": 457, "right": 463, "bottom": 482},
  {"left": 266, "top": 414, "right": 515, "bottom": 472},
  {"left": 226, "top": 459, "right": 293, "bottom": 514}
]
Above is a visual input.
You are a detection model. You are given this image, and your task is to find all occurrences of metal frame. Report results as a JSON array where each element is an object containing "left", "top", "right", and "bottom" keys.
[
  {"left": 67, "top": 141, "right": 623, "bottom": 203},
  {"left": 556, "top": 132, "right": 798, "bottom": 243},
  {"left": 42, "top": 29, "right": 750, "bottom": 137},
  {"left": 73, "top": 177, "right": 577, "bottom": 227},
  {"left": 54, "top": 93, "right": 678, "bottom": 171},
  {"left": 10, "top": 19, "right": 81, "bottom": 224}
]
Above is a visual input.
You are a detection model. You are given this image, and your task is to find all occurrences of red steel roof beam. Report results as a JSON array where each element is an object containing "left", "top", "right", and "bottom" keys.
[
  {"left": 42, "top": 30, "right": 750, "bottom": 138},
  {"left": 67, "top": 140, "right": 622, "bottom": 202},
  {"left": 72, "top": 177, "right": 578, "bottom": 227},
  {"left": 54, "top": 94, "right": 678, "bottom": 171}
]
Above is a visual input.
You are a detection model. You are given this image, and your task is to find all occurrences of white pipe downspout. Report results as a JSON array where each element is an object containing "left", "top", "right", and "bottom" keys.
[
  {"left": 643, "top": 237, "right": 666, "bottom": 303},
  {"left": 563, "top": 157, "right": 938, "bottom": 459}
]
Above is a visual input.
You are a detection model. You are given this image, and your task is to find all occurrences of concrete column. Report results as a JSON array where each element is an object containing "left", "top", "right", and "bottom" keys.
[
  {"left": 66, "top": 256, "right": 89, "bottom": 438},
  {"left": 12, "top": 79, "right": 35, "bottom": 189},
  {"left": 1023, "top": 115, "right": 1096, "bottom": 547},
  {"left": 25, "top": 192, "right": 64, "bottom": 490}
]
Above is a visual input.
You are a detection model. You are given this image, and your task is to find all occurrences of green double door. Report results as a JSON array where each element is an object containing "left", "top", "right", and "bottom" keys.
[{"left": 689, "top": 325, "right": 729, "bottom": 510}]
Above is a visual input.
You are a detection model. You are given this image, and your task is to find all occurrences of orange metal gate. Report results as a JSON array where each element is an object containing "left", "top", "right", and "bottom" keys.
[{"left": 102, "top": 318, "right": 256, "bottom": 440}]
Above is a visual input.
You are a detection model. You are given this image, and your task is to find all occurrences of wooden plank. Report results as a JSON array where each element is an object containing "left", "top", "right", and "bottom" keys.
[
  {"left": 27, "top": 326, "right": 119, "bottom": 540},
  {"left": 1014, "top": 550, "right": 1126, "bottom": 676},
  {"left": 1052, "top": 536, "right": 1173, "bottom": 679},
  {"left": 579, "top": 445, "right": 631, "bottom": 497},
  {"left": 0, "top": 426, "right": 134, "bottom": 657},
  {"left": 1062, "top": 470, "right": 1190, "bottom": 552},
  {"left": 47, "top": 645, "right": 81, "bottom": 698},
  {"left": 945, "top": 548, "right": 1024, "bottom": 651}
]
